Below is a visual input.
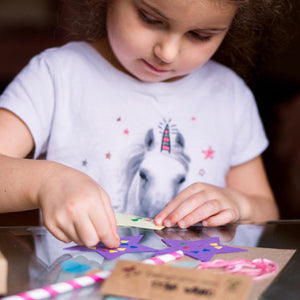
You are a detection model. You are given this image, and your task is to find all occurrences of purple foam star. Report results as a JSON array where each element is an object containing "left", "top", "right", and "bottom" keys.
[
  {"left": 155, "top": 237, "right": 247, "bottom": 261},
  {"left": 64, "top": 235, "right": 158, "bottom": 260}
]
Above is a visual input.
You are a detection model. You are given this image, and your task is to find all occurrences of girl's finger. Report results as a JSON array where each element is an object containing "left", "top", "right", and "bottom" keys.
[
  {"left": 161, "top": 192, "right": 207, "bottom": 227},
  {"left": 155, "top": 184, "right": 203, "bottom": 225},
  {"left": 89, "top": 205, "right": 120, "bottom": 248},
  {"left": 52, "top": 212, "right": 84, "bottom": 245},
  {"left": 98, "top": 188, "right": 119, "bottom": 239},
  {"left": 47, "top": 226, "right": 72, "bottom": 244},
  {"left": 177, "top": 199, "right": 223, "bottom": 228},
  {"left": 73, "top": 216, "right": 102, "bottom": 247},
  {"left": 43, "top": 214, "right": 74, "bottom": 244},
  {"left": 202, "top": 208, "right": 237, "bottom": 227}
]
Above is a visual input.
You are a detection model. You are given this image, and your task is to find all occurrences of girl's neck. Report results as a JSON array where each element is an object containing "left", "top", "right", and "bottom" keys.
[{"left": 90, "top": 38, "right": 134, "bottom": 78}]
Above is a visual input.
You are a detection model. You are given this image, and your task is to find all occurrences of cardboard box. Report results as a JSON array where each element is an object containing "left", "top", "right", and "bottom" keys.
[{"left": 0, "top": 251, "right": 7, "bottom": 295}]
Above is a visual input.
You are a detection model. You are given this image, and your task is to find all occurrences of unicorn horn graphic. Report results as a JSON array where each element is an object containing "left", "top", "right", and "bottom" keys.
[{"left": 161, "top": 124, "right": 171, "bottom": 153}]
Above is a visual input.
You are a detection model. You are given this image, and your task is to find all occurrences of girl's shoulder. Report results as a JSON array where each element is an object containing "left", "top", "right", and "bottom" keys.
[
  {"left": 24, "top": 41, "right": 106, "bottom": 77},
  {"left": 196, "top": 60, "right": 251, "bottom": 96},
  {"left": 203, "top": 60, "right": 247, "bottom": 85},
  {"left": 31, "top": 41, "right": 99, "bottom": 67}
]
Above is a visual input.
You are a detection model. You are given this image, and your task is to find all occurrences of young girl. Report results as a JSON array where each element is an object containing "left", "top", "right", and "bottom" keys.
[{"left": 0, "top": 0, "right": 289, "bottom": 248}]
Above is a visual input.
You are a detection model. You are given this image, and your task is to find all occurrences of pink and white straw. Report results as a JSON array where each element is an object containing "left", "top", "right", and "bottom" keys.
[
  {"left": 1, "top": 270, "right": 111, "bottom": 300},
  {"left": 142, "top": 250, "right": 184, "bottom": 265}
]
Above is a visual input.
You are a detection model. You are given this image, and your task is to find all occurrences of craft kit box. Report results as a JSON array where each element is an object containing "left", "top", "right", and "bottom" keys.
[{"left": 0, "top": 250, "right": 8, "bottom": 295}]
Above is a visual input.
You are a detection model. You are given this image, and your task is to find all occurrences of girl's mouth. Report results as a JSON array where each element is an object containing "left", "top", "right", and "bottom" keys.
[{"left": 142, "top": 60, "right": 170, "bottom": 73}]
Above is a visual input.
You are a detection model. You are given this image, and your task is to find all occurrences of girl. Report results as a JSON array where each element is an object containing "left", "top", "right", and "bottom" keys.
[{"left": 0, "top": 0, "right": 289, "bottom": 248}]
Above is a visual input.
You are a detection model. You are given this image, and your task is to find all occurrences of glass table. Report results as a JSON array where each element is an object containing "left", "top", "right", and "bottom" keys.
[{"left": 0, "top": 220, "right": 299, "bottom": 299}]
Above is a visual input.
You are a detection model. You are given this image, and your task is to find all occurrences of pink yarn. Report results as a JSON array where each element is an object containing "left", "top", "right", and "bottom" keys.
[{"left": 197, "top": 258, "right": 278, "bottom": 280}]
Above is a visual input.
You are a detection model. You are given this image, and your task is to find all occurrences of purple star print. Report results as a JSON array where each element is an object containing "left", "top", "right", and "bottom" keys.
[
  {"left": 155, "top": 237, "right": 247, "bottom": 261},
  {"left": 64, "top": 235, "right": 158, "bottom": 260}
]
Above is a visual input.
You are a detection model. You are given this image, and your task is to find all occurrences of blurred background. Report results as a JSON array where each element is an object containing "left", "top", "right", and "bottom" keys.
[{"left": 0, "top": 0, "right": 299, "bottom": 225}]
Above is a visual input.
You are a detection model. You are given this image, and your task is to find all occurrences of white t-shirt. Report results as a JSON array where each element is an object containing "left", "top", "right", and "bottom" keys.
[{"left": 0, "top": 42, "right": 268, "bottom": 218}]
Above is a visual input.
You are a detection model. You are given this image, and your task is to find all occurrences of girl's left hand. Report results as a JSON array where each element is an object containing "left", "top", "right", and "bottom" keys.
[{"left": 154, "top": 182, "right": 248, "bottom": 228}]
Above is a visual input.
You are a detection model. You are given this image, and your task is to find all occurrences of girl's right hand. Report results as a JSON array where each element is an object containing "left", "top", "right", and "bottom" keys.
[{"left": 37, "top": 163, "right": 120, "bottom": 248}]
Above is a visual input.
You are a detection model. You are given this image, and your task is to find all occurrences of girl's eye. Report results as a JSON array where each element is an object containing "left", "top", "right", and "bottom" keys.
[
  {"left": 139, "top": 10, "right": 162, "bottom": 25},
  {"left": 188, "top": 31, "right": 212, "bottom": 42}
]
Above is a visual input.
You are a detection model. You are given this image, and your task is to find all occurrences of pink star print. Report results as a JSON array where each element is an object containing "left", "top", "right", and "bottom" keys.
[{"left": 202, "top": 146, "right": 215, "bottom": 159}]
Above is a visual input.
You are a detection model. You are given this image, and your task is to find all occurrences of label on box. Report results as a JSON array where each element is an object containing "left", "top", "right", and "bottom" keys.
[{"left": 101, "top": 260, "right": 252, "bottom": 300}]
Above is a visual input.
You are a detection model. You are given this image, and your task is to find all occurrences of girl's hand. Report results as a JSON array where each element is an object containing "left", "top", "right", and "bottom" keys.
[
  {"left": 155, "top": 182, "right": 249, "bottom": 228},
  {"left": 37, "top": 163, "right": 120, "bottom": 248}
]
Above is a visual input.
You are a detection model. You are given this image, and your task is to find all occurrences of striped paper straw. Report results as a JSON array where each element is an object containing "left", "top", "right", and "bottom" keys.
[
  {"left": 142, "top": 250, "right": 184, "bottom": 265},
  {"left": 1, "top": 270, "right": 111, "bottom": 300},
  {"left": 2, "top": 251, "right": 184, "bottom": 300}
]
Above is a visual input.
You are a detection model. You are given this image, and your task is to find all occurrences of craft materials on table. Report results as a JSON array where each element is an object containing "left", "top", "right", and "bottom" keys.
[
  {"left": 0, "top": 247, "right": 184, "bottom": 300},
  {"left": 197, "top": 258, "right": 279, "bottom": 280},
  {"left": 115, "top": 213, "right": 165, "bottom": 230},
  {"left": 155, "top": 236, "right": 247, "bottom": 261},
  {"left": 142, "top": 250, "right": 184, "bottom": 265},
  {"left": 65, "top": 235, "right": 248, "bottom": 261},
  {"left": 1, "top": 237, "right": 295, "bottom": 300},
  {"left": 0, "top": 251, "right": 8, "bottom": 295},
  {"left": 0, "top": 270, "right": 111, "bottom": 300},
  {"left": 65, "top": 235, "right": 158, "bottom": 260}
]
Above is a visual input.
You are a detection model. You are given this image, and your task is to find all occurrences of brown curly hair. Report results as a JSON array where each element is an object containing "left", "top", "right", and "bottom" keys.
[{"left": 59, "top": 0, "right": 296, "bottom": 82}]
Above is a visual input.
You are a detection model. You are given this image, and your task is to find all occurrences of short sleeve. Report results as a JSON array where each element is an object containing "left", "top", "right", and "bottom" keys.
[
  {"left": 230, "top": 83, "right": 268, "bottom": 166},
  {"left": 0, "top": 53, "right": 55, "bottom": 158}
]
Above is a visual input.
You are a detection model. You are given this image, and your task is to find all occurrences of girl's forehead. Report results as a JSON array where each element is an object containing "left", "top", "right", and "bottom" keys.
[
  {"left": 133, "top": 0, "right": 237, "bottom": 26},
  {"left": 136, "top": 0, "right": 237, "bottom": 12}
]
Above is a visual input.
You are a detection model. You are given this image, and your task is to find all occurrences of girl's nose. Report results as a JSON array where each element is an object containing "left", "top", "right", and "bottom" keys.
[{"left": 153, "top": 34, "right": 181, "bottom": 64}]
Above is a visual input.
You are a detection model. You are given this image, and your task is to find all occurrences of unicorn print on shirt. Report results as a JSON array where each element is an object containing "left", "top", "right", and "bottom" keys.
[{"left": 124, "top": 120, "right": 190, "bottom": 218}]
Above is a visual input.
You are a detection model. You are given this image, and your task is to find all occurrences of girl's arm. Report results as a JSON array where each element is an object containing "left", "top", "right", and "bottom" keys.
[
  {"left": 155, "top": 155, "right": 279, "bottom": 228},
  {"left": 225, "top": 155, "right": 279, "bottom": 222},
  {"left": 0, "top": 108, "right": 119, "bottom": 247}
]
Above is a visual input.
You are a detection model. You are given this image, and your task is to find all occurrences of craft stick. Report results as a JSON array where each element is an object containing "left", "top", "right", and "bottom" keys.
[
  {"left": 1, "top": 270, "right": 111, "bottom": 300},
  {"left": 142, "top": 250, "right": 184, "bottom": 265},
  {"left": 0, "top": 251, "right": 8, "bottom": 295}
]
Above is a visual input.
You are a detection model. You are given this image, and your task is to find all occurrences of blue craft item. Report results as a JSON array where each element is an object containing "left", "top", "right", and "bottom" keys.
[{"left": 61, "top": 259, "right": 92, "bottom": 273}]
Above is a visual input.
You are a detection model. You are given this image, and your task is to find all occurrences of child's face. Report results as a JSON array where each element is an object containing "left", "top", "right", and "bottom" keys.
[{"left": 106, "top": 0, "right": 237, "bottom": 82}]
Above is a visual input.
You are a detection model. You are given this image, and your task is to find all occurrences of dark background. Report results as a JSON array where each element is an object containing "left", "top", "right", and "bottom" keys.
[{"left": 0, "top": 0, "right": 299, "bottom": 225}]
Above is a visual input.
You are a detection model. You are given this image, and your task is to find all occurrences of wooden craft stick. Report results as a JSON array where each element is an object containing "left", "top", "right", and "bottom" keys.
[{"left": 0, "top": 251, "right": 8, "bottom": 295}]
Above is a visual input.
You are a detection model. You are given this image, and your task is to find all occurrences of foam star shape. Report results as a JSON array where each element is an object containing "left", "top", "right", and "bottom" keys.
[
  {"left": 65, "top": 235, "right": 158, "bottom": 260},
  {"left": 155, "top": 237, "right": 247, "bottom": 261}
]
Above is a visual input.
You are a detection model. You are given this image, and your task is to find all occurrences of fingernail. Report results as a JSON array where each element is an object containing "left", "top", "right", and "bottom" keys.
[
  {"left": 164, "top": 220, "right": 171, "bottom": 227},
  {"left": 106, "top": 236, "right": 119, "bottom": 248},
  {"left": 155, "top": 218, "right": 162, "bottom": 225},
  {"left": 178, "top": 220, "right": 186, "bottom": 228}
]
